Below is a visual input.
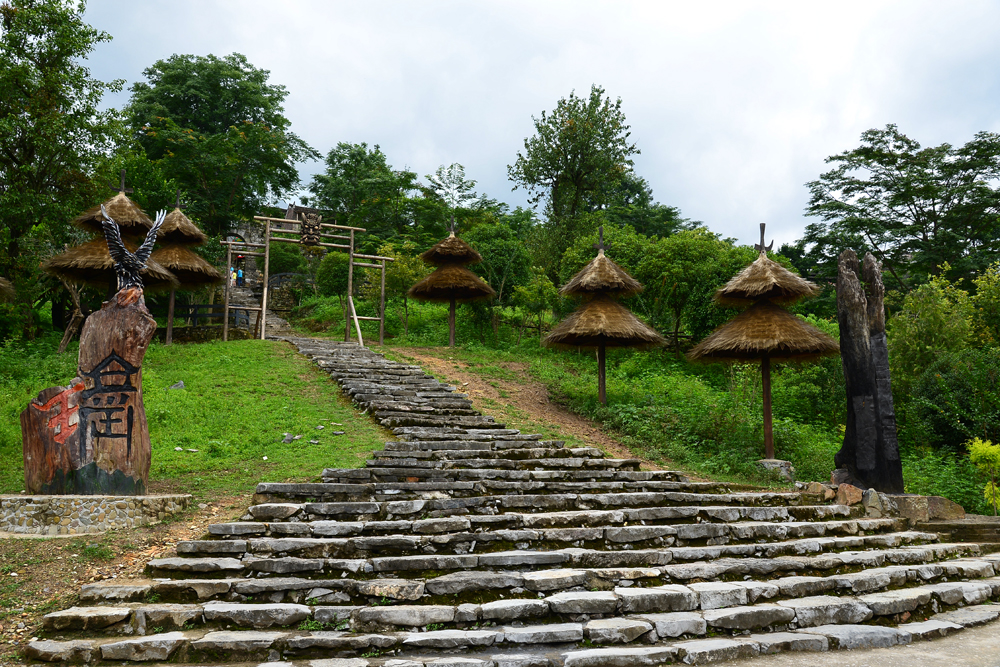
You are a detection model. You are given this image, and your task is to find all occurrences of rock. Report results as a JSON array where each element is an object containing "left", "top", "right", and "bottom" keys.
[
  {"left": 673, "top": 638, "right": 760, "bottom": 664},
  {"left": 190, "top": 630, "right": 287, "bottom": 651},
  {"left": 585, "top": 618, "right": 653, "bottom": 644},
  {"left": 43, "top": 606, "right": 131, "bottom": 630},
  {"left": 152, "top": 579, "right": 232, "bottom": 601},
  {"left": 702, "top": 604, "right": 795, "bottom": 630},
  {"left": 617, "top": 585, "right": 698, "bottom": 613},
  {"left": 522, "top": 569, "right": 588, "bottom": 591},
  {"left": 426, "top": 571, "right": 524, "bottom": 595},
  {"left": 492, "top": 654, "right": 552, "bottom": 667},
  {"left": 548, "top": 591, "right": 618, "bottom": 615},
  {"left": 203, "top": 602, "right": 310, "bottom": 628},
  {"left": 859, "top": 588, "right": 931, "bottom": 615},
  {"left": 25, "top": 639, "right": 94, "bottom": 663},
  {"left": 836, "top": 483, "right": 864, "bottom": 506},
  {"left": 148, "top": 556, "right": 244, "bottom": 572},
  {"left": 775, "top": 576, "right": 834, "bottom": 597},
  {"left": 928, "top": 495, "right": 965, "bottom": 520},
  {"left": 802, "top": 624, "right": 911, "bottom": 649},
  {"left": 934, "top": 605, "right": 1000, "bottom": 627},
  {"left": 78, "top": 582, "right": 151, "bottom": 602},
  {"left": 100, "top": 632, "right": 186, "bottom": 661},
  {"left": 687, "top": 582, "right": 747, "bottom": 610},
  {"left": 862, "top": 488, "right": 885, "bottom": 517},
  {"left": 749, "top": 631, "right": 827, "bottom": 654},
  {"left": 561, "top": 647, "right": 678, "bottom": 666},
  {"left": 287, "top": 633, "right": 396, "bottom": 650},
  {"left": 401, "top": 629, "right": 499, "bottom": 648},
  {"left": 481, "top": 599, "right": 549, "bottom": 620},
  {"left": 757, "top": 459, "right": 794, "bottom": 481},
  {"left": 633, "top": 612, "right": 706, "bottom": 637},
  {"left": 900, "top": 619, "right": 964, "bottom": 639},
  {"left": 777, "top": 595, "right": 872, "bottom": 627},
  {"left": 502, "top": 623, "right": 583, "bottom": 643},
  {"left": 136, "top": 603, "right": 203, "bottom": 629},
  {"left": 356, "top": 579, "right": 425, "bottom": 600},
  {"left": 356, "top": 605, "right": 455, "bottom": 627},
  {"left": 168, "top": 380, "right": 185, "bottom": 389},
  {"left": 803, "top": 482, "right": 826, "bottom": 495},
  {"left": 282, "top": 433, "right": 294, "bottom": 443}
]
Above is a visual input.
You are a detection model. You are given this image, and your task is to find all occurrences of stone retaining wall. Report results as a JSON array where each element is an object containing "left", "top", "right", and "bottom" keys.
[
  {"left": 0, "top": 494, "right": 192, "bottom": 535},
  {"left": 154, "top": 325, "right": 252, "bottom": 344}
]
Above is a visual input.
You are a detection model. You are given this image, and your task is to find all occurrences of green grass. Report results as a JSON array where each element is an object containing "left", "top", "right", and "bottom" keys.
[{"left": 0, "top": 333, "right": 389, "bottom": 496}]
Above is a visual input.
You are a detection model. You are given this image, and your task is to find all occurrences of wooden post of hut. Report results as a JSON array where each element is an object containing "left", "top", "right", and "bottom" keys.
[
  {"left": 544, "top": 227, "right": 665, "bottom": 405},
  {"left": 408, "top": 224, "right": 495, "bottom": 347},
  {"left": 688, "top": 224, "right": 839, "bottom": 466}
]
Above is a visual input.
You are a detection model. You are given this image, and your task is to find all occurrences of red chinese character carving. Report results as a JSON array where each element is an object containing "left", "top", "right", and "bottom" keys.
[{"left": 31, "top": 382, "right": 83, "bottom": 444}]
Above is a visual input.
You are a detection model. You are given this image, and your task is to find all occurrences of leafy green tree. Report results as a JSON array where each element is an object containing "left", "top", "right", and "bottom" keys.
[
  {"left": 508, "top": 84, "right": 639, "bottom": 222},
  {"left": 379, "top": 241, "right": 428, "bottom": 335},
  {"left": 0, "top": 0, "right": 122, "bottom": 337},
  {"left": 592, "top": 173, "right": 696, "bottom": 238},
  {"left": 316, "top": 250, "right": 350, "bottom": 315},
  {"left": 513, "top": 266, "right": 559, "bottom": 342},
  {"left": 803, "top": 124, "right": 1000, "bottom": 289},
  {"left": 465, "top": 220, "right": 532, "bottom": 306},
  {"left": 969, "top": 437, "right": 1000, "bottom": 515},
  {"left": 972, "top": 262, "right": 1000, "bottom": 347},
  {"left": 887, "top": 268, "right": 974, "bottom": 395},
  {"left": 426, "top": 163, "right": 483, "bottom": 219},
  {"left": 129, "top": 53, "right": 317, "bottom": 236}
]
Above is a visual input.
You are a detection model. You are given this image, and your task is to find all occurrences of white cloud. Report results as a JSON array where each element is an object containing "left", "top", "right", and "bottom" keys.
[{"left": 84, "top": 0, "right": 1000, "bottom": 247}]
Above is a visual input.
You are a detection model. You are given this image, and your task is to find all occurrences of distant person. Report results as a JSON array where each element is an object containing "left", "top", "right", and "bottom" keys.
[
  {"left": 237, "top": 268, "right": 244, "bottom": 287},
  {"left": 230, "top": 268, "right": 236, "bottom": 286}
]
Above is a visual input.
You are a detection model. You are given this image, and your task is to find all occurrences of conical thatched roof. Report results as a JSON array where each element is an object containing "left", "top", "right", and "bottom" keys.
[
  {"left": 561, "top": 250, "right": 643, "bottom": 298},
  {"left": 543, "top": 296, "right": 665, "bottom": 350},
  {"left": 687, "top": 299, "right": 839, "bottom": 363},
  {"left": 159, "top": 208, "right": 207, "bottom": 245},
  {"left": 419, "top": 232, "right": 483, "bottom": 266},
  {"left": 715, "top": 251, "right": 818, "bottom": 307},
  {"left": 72, "top": 193, "right": 153, "bottom": 236},
  {"left": 0, "top": 277, "right": 13, "bottom": 302},
  {"left": 43, "top": 238, "right": 178, "bottom": 291},
  {"left": 408, "top": 264, "right": 495, "bottom": 302},
  {"left": 149, "top": 245, "right": 222, "bottom": 287}
]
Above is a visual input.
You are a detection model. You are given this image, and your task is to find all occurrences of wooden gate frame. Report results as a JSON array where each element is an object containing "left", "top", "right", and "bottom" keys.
[{"left": 229, "top": 214, "right": 393, "bottom": 346}]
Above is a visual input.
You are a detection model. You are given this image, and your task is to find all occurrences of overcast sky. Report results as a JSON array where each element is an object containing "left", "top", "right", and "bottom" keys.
[{"left": 84, "top": 0, "right": 1000, "bottom": 247}]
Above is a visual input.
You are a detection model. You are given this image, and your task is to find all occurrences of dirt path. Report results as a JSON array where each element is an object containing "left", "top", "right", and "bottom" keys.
[{"left": 392, "top": 348, "right": 666, "bottom": 470}]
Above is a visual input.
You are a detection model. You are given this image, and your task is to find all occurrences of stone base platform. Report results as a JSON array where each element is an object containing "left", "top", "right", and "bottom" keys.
[{"left": 0, "top": 494, "right": 191, "bottom": 536}]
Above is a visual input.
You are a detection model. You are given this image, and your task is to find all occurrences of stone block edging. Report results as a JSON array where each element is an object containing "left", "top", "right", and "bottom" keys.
[{"left": 0, "top": 494, "right": 191, "bottom": 536}]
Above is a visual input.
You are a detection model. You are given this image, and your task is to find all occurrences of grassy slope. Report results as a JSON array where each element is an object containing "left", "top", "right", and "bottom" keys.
[{"left": 0, "top": 334, "right": 388, "bottom": 497}]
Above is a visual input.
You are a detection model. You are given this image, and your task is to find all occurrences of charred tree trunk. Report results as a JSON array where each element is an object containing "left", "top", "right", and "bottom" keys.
[
  {"left": 21, "top": 287, "right": 156, "bottom": 495},
  {"left": 835, "top": 250, "right": 904, "bottom": 493}
]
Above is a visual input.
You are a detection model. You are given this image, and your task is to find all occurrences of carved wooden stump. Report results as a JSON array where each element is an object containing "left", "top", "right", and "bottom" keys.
[{"left": 21, "top": 288, "right": 156, "bottom": 494}]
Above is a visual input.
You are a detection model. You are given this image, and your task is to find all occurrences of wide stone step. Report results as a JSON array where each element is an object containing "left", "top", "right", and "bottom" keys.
[
  {"left": 368, "top": 447, "right": 603, "bottom": 461},
  {"left": 393, "top": 428, "right": 541, "bottom": 441},
  {"left": 382, "top": 439, "right": 564, "bottom": 451},
  {"left": 378, "top": 414, "right": 507, "bottom": 428}
]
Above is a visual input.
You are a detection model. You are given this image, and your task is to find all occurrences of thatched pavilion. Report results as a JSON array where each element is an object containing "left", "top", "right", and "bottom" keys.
[
  {"left": 688, "top": 224, "right": 838, "bottom": 460},
  {"left": 544, "top": 228, "right": 664, "bottom": 404},
  {"left": 149, "top": 199, "right": 222, "bottom": 344},
  {"left": 408, "top": 229, "right": 495, "bottom": 347}
]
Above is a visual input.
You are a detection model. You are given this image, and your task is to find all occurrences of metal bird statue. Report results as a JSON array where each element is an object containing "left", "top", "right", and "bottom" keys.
[{"left": 101, "top": 205, "right": 165, "bottom": 293}]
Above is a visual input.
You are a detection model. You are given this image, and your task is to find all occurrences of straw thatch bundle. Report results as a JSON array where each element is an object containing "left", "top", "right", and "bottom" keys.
[
  {"left": 408, "top": 264, "right": 495, "bottom": 302},
  {"left": 687, "top": 299, "right": 839, "bottom": 363},
  {"left": 419, "top": 233, "right": 483, "bottom": 266},
  {"left": 560, "top": 251, "right": 643, "bottom": 298},
  {"left": 159, "top": 208, "right": 207, "bottom": 245},
  {"left": 72, "top": 193, "right": 153, "bottom": 236},
  {"left": 43, "top": 238, "right": 178, "bottom": 291},
  {"left": 544, "top": 296, "right": 665, "bottom": 350},
  {"left": 0, "top": 277, "right": 13, "bottom": 302},
  {"left": 715, "top": 251, "right": 818, "bottom": 307},
  {"left": 149, "top": 245, "right": 222, "bottom": 287}
]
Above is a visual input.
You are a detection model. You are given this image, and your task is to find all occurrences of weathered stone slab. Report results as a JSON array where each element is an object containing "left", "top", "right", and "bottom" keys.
[
  {"left": 750, "top": 631, "right": 828, "bottom": 653},
  {"left": 25, "top": 639, "right": 95, "bottom": 663},
  {"left": 633, "top": 611, "right": 706, "bottom": 637},
  {"left": 859, "top": 588, "right": 931, "bottom": 615},
  {"left": 190, "top": 630, "right": 287, "bottom": 651},
  {"left": 703, "top": 604, "right": 795, "bottom": 630},
  {"left": 502, "top": 623, "right": 583, "bottom": 643},
  {"left": 401, "top": 629, "right": 499, "bottom": 648},
  {"left": 802, "top": 624, "right": 911, "bottom": 649},
  {"left": 548, "top": 591, "right": 618, "bottom": 614},
  {"left": 687, "top": 582, "right": 747, "bottom": 610},
  {"left": 43, "top": 606, "right": 131, "bottom": 630},
  {"left": 426, "top": 571, "right": 524, "bottom": 595},
  {"left": 900, "top": 619, "right": 964, "bottom": 640},
  {"left": 100, "top": 632, "right": 187, "bottom": 661},
  {"left": 617, "top": 585, "right": 697, "bottom": 613},
  {"left": 562, "top": 646, "right": 678, "bottom": 666},
  {"left": 673, "top": 638, "right": 760, "bottom": 664},
  {"left": 522, "top": 569, "right": 588, "bottom": 591},
  {"left": 356, "top": 605, "right": 455, "bottom": 627},
  {"left": 78, "top": 581, "right": 152, "bottom": 602},
  {"left": 480, "top": 598, "right": 549, "bottom": 620},
  {"left": 777, "top": 595, "right": 872, "bottom": 627},
  {"left": 202, "top": 602, "right": 309, "bottom": 628},
  {"left": 934, "top": 605, "right": 1000, "bottom": 627},
  {"left": 585, "top": 618, "right": 653, "bottom": 644}
]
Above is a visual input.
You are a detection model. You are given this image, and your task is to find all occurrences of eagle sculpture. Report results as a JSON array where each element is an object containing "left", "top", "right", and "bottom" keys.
[{"left": 101, "top": 205, "right": 165, "bottom": 293}]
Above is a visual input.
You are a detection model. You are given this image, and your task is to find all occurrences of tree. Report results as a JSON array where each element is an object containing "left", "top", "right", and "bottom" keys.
[
  {"left": 969, "top": 437, "right": 1000, "bottom": 516},
  {"left": 0, "top": 0, "right": 122, "bottom": 337},
  {"left": 307, "top": 142, "right": 433, "bottom": 244},
  {"left": 972, "top": 262, "right": 1000, "bottom": 347},
  {"left": 360, "top": 241, "right": 427, "bottom": 335},
  {"left": 513, "top": 266, "right": 559, "bottom": 342},
  {"left": 426, "top": 163, "right": 483, "bottom": 218},
  {"left": 465, "top": 219, "right": 532, "bottom": 306},
  {"left": 508, "top": 84, "right": 639, "bottom": 221},
  {"left": 129, "top": 53, "right": 317, "bottom": 236},
  {"left": 804, "top": 125, "right": 1000, "bottom": 289}
]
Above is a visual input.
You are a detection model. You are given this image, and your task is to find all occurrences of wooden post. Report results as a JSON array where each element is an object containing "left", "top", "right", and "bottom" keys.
[
  {"left": 165, "top": 288, "right": 176, "bottom": 345},
  {"left": 379, "top": 258, "right": 386, "bottom": 346},
  {"left": 448, "top": 298, "right": 456, "bottom": 347},
  {"left": 222, "top": 244, "right": 232, "bottom": 341},
  {"left": 761, "top": 354, "right": 774, "bottom": 459},
  {"left": 346, "top": 230, "right": 355, "bottom": 342},
  {"left": 597, "top": 342, "right": 607, "bottom": 405},
  {"left": 259, "top": 220, "right": 271, "bottom": 340}
]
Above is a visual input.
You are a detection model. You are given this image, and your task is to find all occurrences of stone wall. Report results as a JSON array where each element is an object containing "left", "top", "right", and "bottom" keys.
[
  {"left": 154, "top": 326, "right": 253, "bottom": 344},
  {"left": 0, "top": 494, "right": 191, "bottom": 536}
]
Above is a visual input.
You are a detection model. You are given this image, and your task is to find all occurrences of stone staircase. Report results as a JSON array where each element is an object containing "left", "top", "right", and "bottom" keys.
[
  {"left": 26, "top": 337, "right": 1000, "bottom": 666},
  {"left": 227, "top": 286, "right": 292, "bottom": 337}
]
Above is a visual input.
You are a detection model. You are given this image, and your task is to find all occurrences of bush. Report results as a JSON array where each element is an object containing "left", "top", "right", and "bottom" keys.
[
  {"left": 316, "top": 251, "right": 350, "bottom": 297},
  {"left": 902, "top": 448, "right": 988, "bottom": 514}
]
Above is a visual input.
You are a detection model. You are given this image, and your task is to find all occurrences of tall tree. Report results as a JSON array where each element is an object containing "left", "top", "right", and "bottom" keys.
[
  {"left": 426, "top": 163, "right": 483, "bottom": 218},
  {"left": 0, "top": 0, "right": 122, "bottom": 337},
  {"left": 804, "top": 125, "right": 1000, "bottom": 289},
  {"left": 508, "top": 84, "right": 639, "bottom": 221},
  {"left": 129, "top": 53, "right": 317, "bottom": 236}
]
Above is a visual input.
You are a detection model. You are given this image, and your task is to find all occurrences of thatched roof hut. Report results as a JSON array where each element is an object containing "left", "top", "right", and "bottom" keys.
[
  {"left": 72, "top": 193, "right": 153, "bottom": 236},
  {"left": 408, "top": 264, "right": 495, "bottom": 303},
  {"left": 149, "top": 245, "right": 222, "bottom": 288},
  {"left": 159, "top": 207, "right": 207, "bottom": 245},
  {"left": 687, "top": 300, "right": 839, "bottom": 363},
  {"left": 560, "top": 250, "right": 643, "bottom": 298},
  {"left": 419, "top": 232, "right": 483, "bottom": 266},
  {"left": 0, "top": 277, "right": 13, "bottom": 302},
  {"left": 43, "top": 238, "right": 178, "bottom": 291},
  {"left": 544, "top": 296, "right": 664, "bottom": 350},
  {"left": 715, "top": 251, "right": 818, "bottom": 307}
]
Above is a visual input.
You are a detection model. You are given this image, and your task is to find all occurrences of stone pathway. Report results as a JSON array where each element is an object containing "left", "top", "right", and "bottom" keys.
[
  {"left": 26, "top": 338, "right": 1000, "bottom": 666},
  {"left": 227, "top": 286, "right": 291, "bottom": 337}
]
